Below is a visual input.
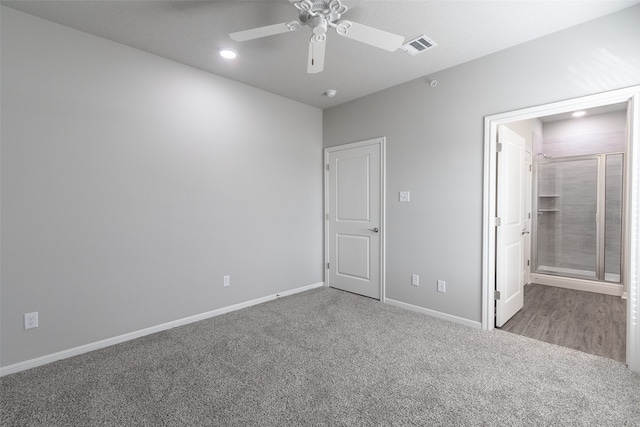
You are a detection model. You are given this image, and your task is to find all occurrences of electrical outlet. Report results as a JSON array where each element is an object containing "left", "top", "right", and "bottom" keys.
[
  {"left": 24, "top": 312, "right": 39, "bottom": 330},
  {"left": 411, "top": 274, "right": 419, "bottom": 286},
  {"left": 437, "top": 280, "right": 446, "bottom": 293},
  {"left": 223, "top": 275, "right": 230, "bottom": 287}
]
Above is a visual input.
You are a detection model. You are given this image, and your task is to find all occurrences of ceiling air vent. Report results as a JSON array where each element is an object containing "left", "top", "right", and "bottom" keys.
[{"left": 401, "top": 35, "right": 437, "bottom": 56}]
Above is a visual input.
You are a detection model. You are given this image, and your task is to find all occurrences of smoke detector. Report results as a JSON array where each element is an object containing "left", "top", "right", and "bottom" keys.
[{"left": 401, "top": 35, "right": 437, "bottom": 56}]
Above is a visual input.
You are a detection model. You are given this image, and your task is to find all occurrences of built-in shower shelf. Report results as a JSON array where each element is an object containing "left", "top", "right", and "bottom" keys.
[{"left": 539, "top": 194, "right": 560, "bottom": 213}]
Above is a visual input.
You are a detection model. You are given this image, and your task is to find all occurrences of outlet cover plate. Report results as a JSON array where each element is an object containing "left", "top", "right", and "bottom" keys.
[
  {"left": 437, "top": 280, "right": 446, "bottom": 293},
  {"left": 24, "top": 312, "right": 39, "bottom": 329},
  {"left": 400, "top": 191, "right": 410, "bottom": 202},
  {"left": 411, "top": 274, "right": 419, "bottom": 286}
]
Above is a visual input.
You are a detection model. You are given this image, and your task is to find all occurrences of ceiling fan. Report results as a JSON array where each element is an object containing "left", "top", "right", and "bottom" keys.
[{"left": 229, "top": 0, "right": 405, "bottom": 74}]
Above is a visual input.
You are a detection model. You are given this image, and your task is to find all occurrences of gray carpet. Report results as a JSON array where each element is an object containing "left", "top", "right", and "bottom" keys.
[{"left": 2, "top": 287, "right": 639, "bottom": 426}]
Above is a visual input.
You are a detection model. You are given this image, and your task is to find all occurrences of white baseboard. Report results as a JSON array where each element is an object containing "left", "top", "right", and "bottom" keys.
[
  {"left": 384, "top": 298, "right": 482, "bottom": 330},
  {"left": 0, "top": 282, "right": 324, "bottom": 377}
]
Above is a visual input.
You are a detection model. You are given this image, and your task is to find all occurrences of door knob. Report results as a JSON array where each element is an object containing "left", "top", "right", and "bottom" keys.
[
  {"left": 368, "top": 227, "right": 379, "bottom": 233},
  {"left": 522, "top": 228, "right": 530, "bottom": 235}
]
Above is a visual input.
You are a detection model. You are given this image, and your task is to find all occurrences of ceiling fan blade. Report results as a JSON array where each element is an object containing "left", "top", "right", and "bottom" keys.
[
  {"left": 334, "top": 20, "right": 404, "bottom": 52},
  {"left": 230, "top": 21, "right": 301, "bottom": 42},
  {"left": 307, "top": 35, "right": 326, "bottom": 74}
]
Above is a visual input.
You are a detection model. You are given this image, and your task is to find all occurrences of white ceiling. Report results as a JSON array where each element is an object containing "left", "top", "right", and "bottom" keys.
[{"left": 3, "top": 0, "right": 638, "bottom": 109}]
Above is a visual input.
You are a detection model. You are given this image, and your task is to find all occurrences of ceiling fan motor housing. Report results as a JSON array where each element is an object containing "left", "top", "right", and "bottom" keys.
[{"left": 296, "top": 0, "right": 347, "bottom": 27}]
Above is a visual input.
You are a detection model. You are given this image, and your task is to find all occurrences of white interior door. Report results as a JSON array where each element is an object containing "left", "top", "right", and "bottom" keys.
[
  {"left": 326, "top": 141, "right": 382, "bottom": 299},
  {"left": 496, "top": 125, "right": 527, "bottom": 327}
]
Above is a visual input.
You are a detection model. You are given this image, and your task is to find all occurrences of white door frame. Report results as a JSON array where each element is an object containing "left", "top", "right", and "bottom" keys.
[
  {"left": 481, "top": 86, "right": 640, "bottom": 373},
  {"left": 324, "top": 137, "right": 386, "bottom": 302}
]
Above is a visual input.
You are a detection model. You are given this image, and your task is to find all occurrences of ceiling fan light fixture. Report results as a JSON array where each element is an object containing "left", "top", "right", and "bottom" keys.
[{"left": 219, "top": 48, "right": 238, "bottom": 59}]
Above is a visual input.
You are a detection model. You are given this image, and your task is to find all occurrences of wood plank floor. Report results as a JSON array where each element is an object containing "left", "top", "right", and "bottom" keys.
[{"left": 499, "top": 283, "right": 626, "bottom": 362}]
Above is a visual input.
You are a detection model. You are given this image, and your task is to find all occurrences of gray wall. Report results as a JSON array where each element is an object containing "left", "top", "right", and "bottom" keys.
[
  {"left": 542, "top": 111, "right": 627, "bottom": 157},
  {"left": 1, "top": 7, "right": 323, "bottom": 367},
  {"left": 323, "top": 5, "right": 640, "bottom": 322}
]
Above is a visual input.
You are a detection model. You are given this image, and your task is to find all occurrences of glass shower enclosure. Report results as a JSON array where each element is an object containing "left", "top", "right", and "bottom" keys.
[{"left": 534, "top": 153, "right": 624, "bottom": 283}]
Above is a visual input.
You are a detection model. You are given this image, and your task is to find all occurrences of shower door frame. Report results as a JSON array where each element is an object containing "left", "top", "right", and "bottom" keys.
[{"left": 531, "top": 152, "right": 625, "bottom": 293}]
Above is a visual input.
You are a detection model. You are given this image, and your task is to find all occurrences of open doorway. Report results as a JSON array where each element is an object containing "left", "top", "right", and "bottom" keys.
[
  {"left": 497, "top": 105, "right": 627, "bottom": 362},
  {"left": 482, "top": 86, "right": 640, "bottom": 373}
]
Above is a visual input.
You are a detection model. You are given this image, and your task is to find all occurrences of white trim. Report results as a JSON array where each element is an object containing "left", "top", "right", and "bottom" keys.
[
  {"left": 385, "top": 298, "right": 482, "bottom": 330},
  {"left": 324, "top": 138, "right": 386, "bottom": 302},
  {"left": 482, "top": 86, "right": 640, "bottom": 373},
  {"left": 627, "top": 89, "right": 640, "bottom": 372},
  {"left": 482, "top": 115, "right": 499, "bottom": 332},
  {"left": 0, "top": 282, "right": 324, "bottom": 377},
  {"left": 530, "top": 273, "right": 624, "bottom": 296},
  {"left": 381, "top": 142, "right": 387, "bottom": 303}
]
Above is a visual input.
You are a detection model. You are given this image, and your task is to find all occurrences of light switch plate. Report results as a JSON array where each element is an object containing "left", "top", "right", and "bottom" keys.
[{"left": 400, "top": 191, "right": 410, "bottom": 202}]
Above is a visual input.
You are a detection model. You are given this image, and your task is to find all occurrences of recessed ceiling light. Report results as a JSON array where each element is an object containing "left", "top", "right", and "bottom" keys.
[
  {"left": 324, "top": 89, "right": 337, "bottom": 98},
  {"left": 572, "top": 111, "right": 586, "bottom": 117},
  {"left": 219, "top": 48, "right": 237, "bottom": 59}
]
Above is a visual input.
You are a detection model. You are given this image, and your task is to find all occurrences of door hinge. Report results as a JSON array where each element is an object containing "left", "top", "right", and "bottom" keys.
[
  {"left": 496, "top": 143, "right": 503, "bottom": 153},
  {"left": 326, "top": 164, "right": 329, "bottom": 171},
  {"left": 494, "top": 290, "right": 501, "bottom": 300},
  {"left": 495, "top": 217, "right": 501, "bottom": 227},
  {"left": 527, "top": 259, "right": 530, "bottom": 266},
  {"left": 529, "top": 164, "right": 532, "bottom": 171},
  {"left": 326, "top": 213, "right": 329, "bottom": 221},
  {"left": 327, "top": 262, "right": 330, "bottom": 269}
]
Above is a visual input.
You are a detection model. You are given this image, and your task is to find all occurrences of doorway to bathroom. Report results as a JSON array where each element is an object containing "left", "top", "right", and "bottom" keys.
[
  {"left": 503, "top": 105, "right": 626, "bottom": 361},
  {"left": 481, "top": 86, "right": 640, "bottom": 372},
  {"left": 502, "top": 105, "right": 627, "bottom": 361}
]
